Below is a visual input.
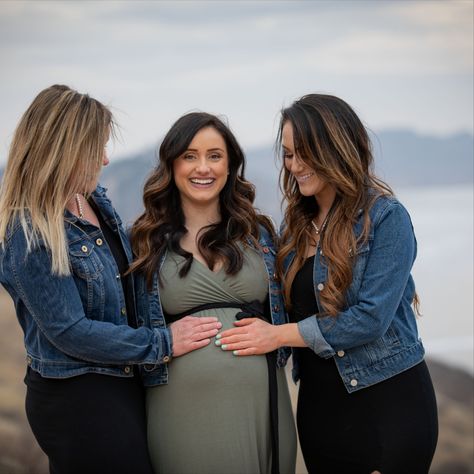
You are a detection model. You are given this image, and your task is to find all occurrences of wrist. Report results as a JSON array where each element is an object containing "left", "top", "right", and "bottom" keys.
[{"left": 275, "top": 323, "right": 306, "bottom": 348}]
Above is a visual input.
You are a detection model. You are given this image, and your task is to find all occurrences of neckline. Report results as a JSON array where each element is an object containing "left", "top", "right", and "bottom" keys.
[{"left": 192, "top": 256, "right": 225, "bottom": 275}]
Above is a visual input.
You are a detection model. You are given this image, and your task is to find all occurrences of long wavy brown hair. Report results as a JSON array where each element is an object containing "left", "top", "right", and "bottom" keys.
[
  {"left": 130, "top": 112, "right": 273, "bottom": 288},
  {"left": 276, "top": 94, "right": 400, "bottom": 316}
]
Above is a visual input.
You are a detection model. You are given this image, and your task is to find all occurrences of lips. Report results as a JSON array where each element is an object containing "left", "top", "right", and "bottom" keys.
[{"left": 294, "top": 172, "right": 314, "bottom": 183}]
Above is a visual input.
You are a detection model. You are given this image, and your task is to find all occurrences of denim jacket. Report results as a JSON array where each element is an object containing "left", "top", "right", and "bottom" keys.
[
  {"left": 0, "top": 185, "right": 172, "bottom": 378},
  {"left": 136, "top": 224, "right": 290, "bottom": 387},
  {"left": 285, "top": 195, "right": 425, "bottom": 393}
]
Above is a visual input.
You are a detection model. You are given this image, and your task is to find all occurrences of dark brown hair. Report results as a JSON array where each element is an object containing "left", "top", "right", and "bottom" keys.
[
  {"left": 276, "top": 94, "right": 396, "bottom": 316},
  {"left": 130, "top": 112, "right": 273, "bottom": 288}
]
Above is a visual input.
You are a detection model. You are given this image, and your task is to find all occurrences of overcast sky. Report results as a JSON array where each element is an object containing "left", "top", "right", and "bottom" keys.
[{"left": 1, "top": 0, "right": 472, "bottom": 165}]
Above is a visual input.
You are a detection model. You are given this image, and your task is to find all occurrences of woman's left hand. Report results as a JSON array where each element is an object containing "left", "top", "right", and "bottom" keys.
[{"left": 217, "top": 318, "right": 280, "bottom": 356}]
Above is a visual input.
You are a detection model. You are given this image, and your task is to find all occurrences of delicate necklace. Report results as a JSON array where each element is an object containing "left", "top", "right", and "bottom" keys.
[
  {"left": 75, "top": 193, "right": 84, "bottom": 219},
  {"left": 311, "top": 213, "right": 330, "bottom": 235}
]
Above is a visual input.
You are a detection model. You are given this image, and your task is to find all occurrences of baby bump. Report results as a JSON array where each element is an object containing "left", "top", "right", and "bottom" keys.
[{"left": 161, "top": 308, "right": 268, "bottom": 390}]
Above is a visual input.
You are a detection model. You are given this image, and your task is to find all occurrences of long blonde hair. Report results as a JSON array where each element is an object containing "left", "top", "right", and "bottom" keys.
[{"left": 0, "top": 84, "right": 114, "bottom": 275}]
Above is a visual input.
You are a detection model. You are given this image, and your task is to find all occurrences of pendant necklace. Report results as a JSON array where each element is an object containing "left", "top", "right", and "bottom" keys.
[{"left": 311, "top": 213, "right": 330, "bottom": 235}]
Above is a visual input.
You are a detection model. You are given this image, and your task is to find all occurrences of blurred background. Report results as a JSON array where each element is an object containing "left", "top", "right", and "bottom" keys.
[{"left": 0, "top": 1, "right": 472, "bottom": 473}]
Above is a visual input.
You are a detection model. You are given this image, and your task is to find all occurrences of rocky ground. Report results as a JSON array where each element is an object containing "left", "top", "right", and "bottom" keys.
[{"left": 0, "top": 289, "right": 472, "bottom": 474}]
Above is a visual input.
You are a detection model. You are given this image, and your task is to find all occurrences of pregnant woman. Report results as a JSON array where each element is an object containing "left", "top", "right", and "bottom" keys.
[{"left": 130, "top": 112, "right": 297, "bottom": 474}]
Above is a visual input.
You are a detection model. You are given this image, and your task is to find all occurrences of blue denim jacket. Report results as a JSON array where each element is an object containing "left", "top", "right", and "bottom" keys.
[
  {"left": 0, "top": 185, "right": 172, "bottom": 378},
  {"left": 136, "top": 224, "right": 290, "bottom": 387},
  {"left": 285, "top": 195, "right": 425, "bottom": 392}
]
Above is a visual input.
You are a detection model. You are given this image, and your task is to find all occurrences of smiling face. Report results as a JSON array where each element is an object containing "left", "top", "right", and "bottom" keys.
[
  {"left": 282, "top": 121, "right": 335, "bottom": 200},
  {"left": 172, "top": 126, "right": 229, "bottom": 208}
]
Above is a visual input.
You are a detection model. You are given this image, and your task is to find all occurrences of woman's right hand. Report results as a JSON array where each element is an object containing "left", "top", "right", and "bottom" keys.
[{"left": 170, "top": 316, "right": 222, "bottom": 357}]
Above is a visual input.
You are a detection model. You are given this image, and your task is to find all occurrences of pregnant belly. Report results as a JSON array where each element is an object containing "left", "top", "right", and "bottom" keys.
[{"left": 163, "top": 308, "right": 268, "bottom": 389}]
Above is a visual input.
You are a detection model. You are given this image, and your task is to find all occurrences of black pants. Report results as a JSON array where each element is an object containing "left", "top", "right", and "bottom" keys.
[
  {"left": 25, "top": 368, "right": 154, "bottom": 474},
  {"left": 296, "top": 353, "right": 438, "bottom": 474}
]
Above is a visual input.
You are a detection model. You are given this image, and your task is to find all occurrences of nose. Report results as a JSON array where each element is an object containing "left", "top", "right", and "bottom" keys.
[
  {"left": 290, "top": 154, "right": 304, "bottom": 173},
  {"left": 195, "top": 157, "right": 210, "bottom": 174}
]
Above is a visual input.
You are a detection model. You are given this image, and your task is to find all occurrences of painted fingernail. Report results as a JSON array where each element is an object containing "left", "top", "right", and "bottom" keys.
[
  {"left": 233, "top": 350, "right": 239, "bottom": 356},
  {"left": 215, "top": 333, "right": 221, "bottom": 339},
  {"left": 215, "top": 339, "right": 222, "bottom": 346},
  {"left": 221, "top": 344, "right": 227, "bottom": 350}
]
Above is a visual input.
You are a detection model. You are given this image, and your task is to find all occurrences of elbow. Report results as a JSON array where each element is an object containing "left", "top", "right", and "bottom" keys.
[{"left": 354, "top": 303, "right": 392, "bottom": 344}]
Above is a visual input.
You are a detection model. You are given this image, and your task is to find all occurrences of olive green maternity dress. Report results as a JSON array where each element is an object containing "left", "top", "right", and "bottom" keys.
[{"left": 146, "top": 248, "right": 297, "bottom": 474}]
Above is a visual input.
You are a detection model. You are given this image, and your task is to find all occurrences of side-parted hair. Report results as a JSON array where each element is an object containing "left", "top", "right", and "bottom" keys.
[
  {"left": 130, "top": 112, "right": 273, "bottom": 288},
  {"left": 275, "top": 94, "right": 399, "bottom": 316},
  {"left": 0, "top": 84, "right": 114, "bottom": 275}
]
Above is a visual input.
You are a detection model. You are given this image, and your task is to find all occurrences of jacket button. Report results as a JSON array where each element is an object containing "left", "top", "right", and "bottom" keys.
[
  {"left": 81, "top": 245, "right": 88, "bottom": 253},
  {"left": 350, "top": 379, "right": 358, "bottom": 387},
  {"left": 337, "top": 350, "right": 345, "bottom": 357},
  {"left": 96, "top": 238, "right": 103, "bottom": 246},
  {"left": 272, "top": 273, "right": 279, "bottom": 281},
  {"left": 262, "top": 246, "right": 270, "bottom": 254},
  {"left": 273, "top": 305, "right": 280, "bottom": 312},
  {"left": 121, "top": 307, "right": 127, "bottom": 316},
  {"left": 163, "top": 356, "right": 170, "bottom": 363},
  {"left": 116, "top": 274, "right": 120, "bottom": 280},
  {"left": 317, "top": 283, "right": 324, "bottom": 291},
  {"left": 124, "top": 366, "right": 131, "bottom": 374}
]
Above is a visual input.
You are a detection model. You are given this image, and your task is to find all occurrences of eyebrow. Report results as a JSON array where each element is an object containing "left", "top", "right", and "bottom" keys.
[{"left": 185, "top": 147, "right": 225, "bottom": 152}]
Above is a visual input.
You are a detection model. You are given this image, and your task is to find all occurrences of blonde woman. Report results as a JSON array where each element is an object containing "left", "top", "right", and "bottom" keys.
[
  {"left": 219, "top": 94, "right": 438, "bottom": 473},
  {"left": 0, "top": 85, "right": 221, "bottom": 474}
]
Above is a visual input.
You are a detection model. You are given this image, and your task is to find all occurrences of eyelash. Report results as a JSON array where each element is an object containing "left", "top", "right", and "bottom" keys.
[
  {"left": 283, "top": 152, "right": 293, "bottom": 160},
  {"left": 183, "top": 153, "right": 221, "bottom": 161}
]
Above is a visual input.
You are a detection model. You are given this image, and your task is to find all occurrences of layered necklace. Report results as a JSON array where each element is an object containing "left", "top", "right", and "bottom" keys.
[{"left": 311, "top": 213, "right": 330, "bottom": 236}]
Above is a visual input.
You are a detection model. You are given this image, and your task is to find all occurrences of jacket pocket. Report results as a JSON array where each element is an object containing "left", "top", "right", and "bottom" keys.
[
  {"left": 69, "top": 241, "right": 104, "bottom": 280},
  {"left": 363, "top": 327, "right": 402, "bottom": 366}
]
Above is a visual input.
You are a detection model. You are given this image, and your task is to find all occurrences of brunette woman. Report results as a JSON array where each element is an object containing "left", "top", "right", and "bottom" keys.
[
  {"left": 218, "top": 94, "right": 438, "bottom": 474},
  {"left": 130, "top": 112, "right": 297, "bottom": 474},
  {"left": 0, "top": 85, "right": 220, "bottom": 474}
]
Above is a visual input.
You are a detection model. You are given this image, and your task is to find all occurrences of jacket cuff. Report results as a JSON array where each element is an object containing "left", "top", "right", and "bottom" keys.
[
  {"left": 298, "top": 316, "right": 335, "bottom": 359},
  {"left": 154, "top": 327, "right": 173, "bottom": 364}
]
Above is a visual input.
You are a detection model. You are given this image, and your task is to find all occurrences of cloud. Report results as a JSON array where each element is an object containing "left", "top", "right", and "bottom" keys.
[{"left": 0, "top": 0, "right": 472, "bottom": 164}]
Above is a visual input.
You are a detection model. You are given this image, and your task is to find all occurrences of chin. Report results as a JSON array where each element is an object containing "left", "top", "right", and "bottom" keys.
[{"left": 298, "top": 185, "right": 317, "bottom": 197}]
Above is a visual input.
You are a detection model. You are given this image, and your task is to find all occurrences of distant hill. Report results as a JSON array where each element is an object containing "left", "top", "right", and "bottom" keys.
[
  {"left": 100, "top": 129, "right": 473, "bottom": 224},
  {"left": 1, "top": 129, "right": 472, "bottom": 224}
]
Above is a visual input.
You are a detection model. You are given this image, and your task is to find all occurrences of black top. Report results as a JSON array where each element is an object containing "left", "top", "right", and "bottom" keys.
[
  {"left": 90, "top": 199, "right": 137, "bottom": 328},
  {"left": 289, "top": 255, "right": 319, "bottom": 322},
  {"left": 289, "top": 254, "right": 333, "bottom": 380}
]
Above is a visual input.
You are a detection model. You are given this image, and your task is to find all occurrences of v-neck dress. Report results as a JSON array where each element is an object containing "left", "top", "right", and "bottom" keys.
[{"left": 146, "top": 248, "right": 296, "bottom": 474}]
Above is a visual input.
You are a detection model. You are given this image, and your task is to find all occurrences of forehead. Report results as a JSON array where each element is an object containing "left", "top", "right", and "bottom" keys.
[
  {"left": 281, "top": 122, "right": 294, "bottom": 147},
  {"left": 188, "top": 126, "right": 226, "bottom": 149}
]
